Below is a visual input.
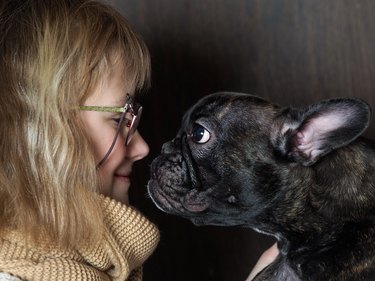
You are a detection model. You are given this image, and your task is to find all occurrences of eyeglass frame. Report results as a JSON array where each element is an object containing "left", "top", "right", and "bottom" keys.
[{"left": 79, "top": 93, "right": 143, "bottom": 168}]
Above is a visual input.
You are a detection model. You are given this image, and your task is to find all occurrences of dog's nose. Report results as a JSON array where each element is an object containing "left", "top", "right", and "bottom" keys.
[
  {"left": 162, "top": 138, "right": 179, "bottom": 154},
  {"left": 161, "top": 141, "right": 174, "bottom": 154}
]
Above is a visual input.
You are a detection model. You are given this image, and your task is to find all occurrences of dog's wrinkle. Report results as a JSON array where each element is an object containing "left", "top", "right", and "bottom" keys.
[
  {"left": 164, "top": 183, "right": 189, "bottom": 196},
  {"left": 163, "top": 184, "right": 189, "bottom": 200},
  {"left": 161, "top": 192, "right": 184, "bottom": 212},
  {"left": 181, "top": 135, "right": 201, "bottom": 189},
  {"left": 184, "top": 188, "right": 211, "bottom": 203}
]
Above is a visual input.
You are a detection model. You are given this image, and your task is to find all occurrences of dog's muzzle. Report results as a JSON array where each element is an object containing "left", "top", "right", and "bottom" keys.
[{"left": 148, "top": 137, "right": 210, "bottom": 214}]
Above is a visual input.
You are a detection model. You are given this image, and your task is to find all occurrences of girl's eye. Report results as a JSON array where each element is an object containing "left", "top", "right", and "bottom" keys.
[
  {"left": 112, "top": 117, "right": 132, "bottom": 127},
  {"left": 191, "top": 124, "right": 210, "bottom": 144},
  {"left": 112, "top": 115, "right": 123, "bottom": 126},
  {"left": 113, "top": 118, "right": 121, "bottom": 125}
]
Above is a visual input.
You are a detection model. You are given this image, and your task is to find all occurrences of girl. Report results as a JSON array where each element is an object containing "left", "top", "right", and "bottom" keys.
[{"left": 0, "top": 0, "right": 159, "bottom": 280}]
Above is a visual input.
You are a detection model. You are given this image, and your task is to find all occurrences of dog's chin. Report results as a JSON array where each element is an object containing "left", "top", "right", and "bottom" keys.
[
  {"left": 189, "top": 218, "right": 248, "bottom": 227},
  {"left": 147, "top": 179, "right": 210, "bottom": 215}
]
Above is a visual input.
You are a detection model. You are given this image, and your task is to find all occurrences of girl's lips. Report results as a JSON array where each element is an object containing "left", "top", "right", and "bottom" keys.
[{"left": 114, "top": 174, "right": 130, "bottom": 182}]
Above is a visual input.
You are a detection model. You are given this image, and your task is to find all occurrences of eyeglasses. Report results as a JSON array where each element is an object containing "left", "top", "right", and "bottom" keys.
[{"left": 79, "top": 94, "right": 142, "bottom": 168}]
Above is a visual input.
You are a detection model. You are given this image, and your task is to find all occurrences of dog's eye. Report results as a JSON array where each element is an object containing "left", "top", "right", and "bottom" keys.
[{"left": 191, "top": 124, "right": 210, "bottom": 144}]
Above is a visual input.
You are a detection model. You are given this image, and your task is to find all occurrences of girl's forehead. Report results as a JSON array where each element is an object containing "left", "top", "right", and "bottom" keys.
[
  {"left": 84, "top": 58, "right": 138, "bottom": 105},
  {"left": 85, "top": 76, "right": 135, "bottom": 106}
]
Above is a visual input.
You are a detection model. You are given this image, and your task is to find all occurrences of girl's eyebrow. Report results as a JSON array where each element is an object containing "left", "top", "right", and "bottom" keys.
[{"left": 109, "top": 97, "right": 126, "bottom": 107}]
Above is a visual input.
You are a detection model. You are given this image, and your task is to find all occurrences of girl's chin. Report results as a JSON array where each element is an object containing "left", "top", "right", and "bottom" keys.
[
  {"left": 112, "top": 179, "right": 130, "bottom": 205},
  {"left": 100, "top": 180, "right": 130, "bottom": 205}
]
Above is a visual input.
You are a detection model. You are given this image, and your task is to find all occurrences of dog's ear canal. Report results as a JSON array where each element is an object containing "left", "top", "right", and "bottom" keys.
[{"left": 270, "top": 98, "right": 371, "bottom": 166}]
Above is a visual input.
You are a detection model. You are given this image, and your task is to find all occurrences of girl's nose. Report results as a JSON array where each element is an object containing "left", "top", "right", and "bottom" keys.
[{"left": 126, "top": 131, "right": 149, "bottom": 161}]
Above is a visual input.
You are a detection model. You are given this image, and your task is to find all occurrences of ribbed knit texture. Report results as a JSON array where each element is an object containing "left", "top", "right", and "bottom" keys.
[{"left": 0, "top": 195, "right": 160, "bottom": 281}]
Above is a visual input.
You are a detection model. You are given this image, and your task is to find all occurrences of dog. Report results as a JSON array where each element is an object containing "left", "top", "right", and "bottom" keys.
[{"left": 148, "top": 92, "right": 375, "bottom": 280}]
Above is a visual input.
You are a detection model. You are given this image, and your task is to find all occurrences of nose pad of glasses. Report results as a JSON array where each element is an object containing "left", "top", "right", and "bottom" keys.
[{"left": 125, "top": 106, "right": 143, "bottom": 146}]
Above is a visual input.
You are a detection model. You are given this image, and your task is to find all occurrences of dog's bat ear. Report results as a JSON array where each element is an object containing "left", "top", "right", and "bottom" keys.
[{"left": 271, "top": 98, "right": 371, "bottom": 166}]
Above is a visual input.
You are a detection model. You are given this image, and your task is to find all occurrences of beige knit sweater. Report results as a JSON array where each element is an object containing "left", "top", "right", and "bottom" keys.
[{"left": 0, "top": 195, "right": 160, "bottom": 281}]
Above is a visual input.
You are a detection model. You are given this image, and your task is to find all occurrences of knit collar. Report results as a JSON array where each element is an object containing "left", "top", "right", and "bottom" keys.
[{"left": 0, "top": 195, "right": 160, "bottom": 281}]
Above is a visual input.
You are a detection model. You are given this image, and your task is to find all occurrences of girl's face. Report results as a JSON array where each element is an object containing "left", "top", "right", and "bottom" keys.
[{"left": 80, "top": 72, "right": 149, "bottom": 205}]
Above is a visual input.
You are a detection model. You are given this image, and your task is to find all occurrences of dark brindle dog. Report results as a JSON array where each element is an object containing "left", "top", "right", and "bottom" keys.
[{"left": 148, "top": 92, "right": 375, "bottom": 280}]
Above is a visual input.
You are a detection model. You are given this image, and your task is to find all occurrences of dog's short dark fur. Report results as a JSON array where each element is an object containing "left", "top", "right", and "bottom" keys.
[{"left": 148, "top": 92, "right": 375, "bottom": 280}]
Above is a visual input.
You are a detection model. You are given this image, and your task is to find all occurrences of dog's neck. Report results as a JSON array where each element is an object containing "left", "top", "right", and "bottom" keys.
[
  {"left": 310, "top": 137, "right": 375, "bottom": 221},
  {"left": 255, "top": 137, "right": 375, "bottom": 249}
]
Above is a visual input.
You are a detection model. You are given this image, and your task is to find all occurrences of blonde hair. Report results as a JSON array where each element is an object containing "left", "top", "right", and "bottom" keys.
[{"left": 0, "top": 0, "right": 150, "bottom": 247}]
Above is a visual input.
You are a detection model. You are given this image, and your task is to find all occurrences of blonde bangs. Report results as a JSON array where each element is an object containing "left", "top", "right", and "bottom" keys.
[
  {"left": 75, "top": 1, "right": 151, "bottom": 103},
  {"left": 0, "top": 0, "right": 150, "bottom": 247}
]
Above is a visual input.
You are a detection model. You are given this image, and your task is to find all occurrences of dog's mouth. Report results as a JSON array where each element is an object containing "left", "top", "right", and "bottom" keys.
[
  {"left": 148, "top": 178, "right": 210, "bottom": 214},
  {"left": 148, "top": 179, "right": 210, "bottom": 214}
]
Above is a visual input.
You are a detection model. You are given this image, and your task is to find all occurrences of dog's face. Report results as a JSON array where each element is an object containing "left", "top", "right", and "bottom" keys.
[
  {"left": 148, "top": 92, "right": 371, "bottom": 228},
  {"left": 149, "top": 93, "right": 279, "bottom": 226}
]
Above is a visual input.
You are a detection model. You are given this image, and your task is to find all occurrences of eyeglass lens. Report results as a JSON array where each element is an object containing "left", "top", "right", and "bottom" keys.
[{"left": 125, "top": 106, "right": 142, "bottom": 146}]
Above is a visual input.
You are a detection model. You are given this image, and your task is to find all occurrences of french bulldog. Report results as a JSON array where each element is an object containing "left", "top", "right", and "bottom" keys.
[{"left": 147, "top": 92, "right": 375, "bottom": 280}]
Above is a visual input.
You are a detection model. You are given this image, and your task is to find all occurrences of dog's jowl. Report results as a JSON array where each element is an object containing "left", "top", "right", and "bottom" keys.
[{"left": 148, "top": 92, "right": 375, "bottom": 280}]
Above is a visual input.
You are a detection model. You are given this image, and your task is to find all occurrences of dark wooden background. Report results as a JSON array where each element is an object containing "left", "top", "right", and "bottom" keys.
[{"left": 108, "top": 1, "right": 375, "bottom": 280}]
